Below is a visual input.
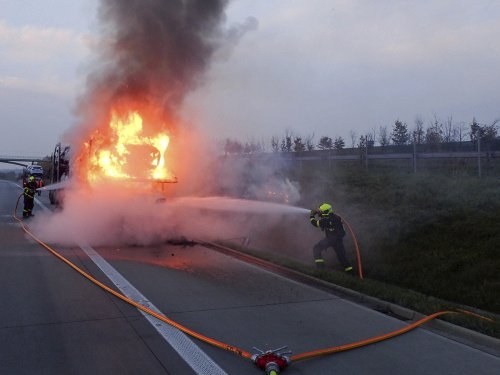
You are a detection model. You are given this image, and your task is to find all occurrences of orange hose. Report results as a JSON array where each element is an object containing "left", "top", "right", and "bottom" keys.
[
  {"left": 291, "top": 309, "right": 493, "bottom": 362},
  {"left": 13, "top": 194, "right": 494, "bottom": 370},
  {"left": 12, "top": 193, "right": 252, "bottom": 360},
  {"left": 338, "top": 215, "right": 364, "bottom": 279}
]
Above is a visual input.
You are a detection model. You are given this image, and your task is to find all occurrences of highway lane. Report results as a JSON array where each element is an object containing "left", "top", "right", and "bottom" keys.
[
  {"left": 1, "top": 179, "right": 499, "bottom": 374},
  {"left": 90, "top": 245, "right": 500, "bottom": 374},
  {"left": 0, "top": 180, "right": 194, "bottom": 374}
]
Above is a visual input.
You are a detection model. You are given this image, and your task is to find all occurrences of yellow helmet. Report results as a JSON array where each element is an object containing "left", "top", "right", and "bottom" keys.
[
  {"left": 319, "top": 203, "right": 333, "bottom": 216},
  {"left": 29, "top": 176, "right": 35, "bottom": 181}
]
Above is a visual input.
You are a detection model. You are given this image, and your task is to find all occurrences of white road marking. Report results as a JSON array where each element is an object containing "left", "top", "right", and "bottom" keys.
[{"left": 78, "top": 242, "right": 228, "bottom": 375}]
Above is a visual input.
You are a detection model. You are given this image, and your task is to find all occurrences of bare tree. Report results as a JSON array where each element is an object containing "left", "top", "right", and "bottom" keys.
[
  {"left": 358, "top": 135, "right": 367, "bottom": 149},
  {"left": 366, "top": 132, "right": 375, "bottom": 148},
  {"left": 425, "top": 115, "right": 443, "bottom": 146},
  {"left": 293, "top": 137, "right": 306, "bottom": 152},
  {"left": 490, "top": 118, "right": 499, "bottom": 128},
  {"left": 305, "top": 133, "right": 315, "bottom": 151},
  {"left": 455, "top": 122, "right": 468, "bottom": 142},
  {"left": 349, "top": 130, "right": 357, "bottom": 148},
  {"left": 413, "top": 115, "right": 425, "bottom": 144},
  {"left": 280, "top": 129, "right": 293, "bottom": 152},
  {"left": 251, "top": 137, "right": 265, "bottom": 153},
  {"left": 469, "top": 117, "right": 482, "bottom": 141},
  {"left": 443, "top": 115, "right": 455, "bottom": 142},
  {"left": 378, "top": 125, "right": 390, "bottom": 147},
  {"left": 260, "top": 137, "right": 267, "bottom": 152},
  {"left": 271, "top": 136, "right": 280, "bottom": 152},
  {"left": 370, "top": 127, "right": 377, "bottom": 146}
]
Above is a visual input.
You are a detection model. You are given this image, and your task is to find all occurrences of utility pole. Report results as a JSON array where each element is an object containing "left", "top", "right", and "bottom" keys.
[
  {"left": 413, "top": 138, "right": 417, "bottom": 174},
  {"left": 365, "top": 135, "right": 368, "bottom": 170},
  {"left": 477, "top": 136, "right": 482, "bottom": 178},
  {"left": 55, "top": 143, "right": 61, "bottom": 184}
]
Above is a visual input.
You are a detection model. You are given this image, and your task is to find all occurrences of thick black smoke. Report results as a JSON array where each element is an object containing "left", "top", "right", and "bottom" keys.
[{"left": 74, "top": 0, "right": 229, "bottom": 134}]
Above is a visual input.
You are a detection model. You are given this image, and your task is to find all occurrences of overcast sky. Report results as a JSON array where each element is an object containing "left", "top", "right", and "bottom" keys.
[{"left": 1, "top": 0, "right": 499, "bottom": 158}]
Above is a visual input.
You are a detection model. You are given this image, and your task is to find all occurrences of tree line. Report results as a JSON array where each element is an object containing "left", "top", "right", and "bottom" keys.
[{"left": 223, "top": 116, "right": 499, "bottom": 155}]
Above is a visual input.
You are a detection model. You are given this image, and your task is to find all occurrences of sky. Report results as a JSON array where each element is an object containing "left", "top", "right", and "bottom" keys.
[{"left": 1, "top": 0, "right": 499, "bottom": 159}]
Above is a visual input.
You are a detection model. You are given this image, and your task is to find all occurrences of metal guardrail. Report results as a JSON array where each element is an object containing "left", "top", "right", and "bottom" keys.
[
  {"left": 286, "top": 151, "right": 497, "bottom": 161},
  {"left": 0, "top": 155, "right": 46, "bottom": 161},
  {"left": 227, "top": 150, "right": 498, "bottom": 177}
]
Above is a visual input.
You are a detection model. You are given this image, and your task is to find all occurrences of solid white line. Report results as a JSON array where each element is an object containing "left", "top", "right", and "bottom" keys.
[{"left": 77, "top": 243, "right": 228, "bottom": 375}]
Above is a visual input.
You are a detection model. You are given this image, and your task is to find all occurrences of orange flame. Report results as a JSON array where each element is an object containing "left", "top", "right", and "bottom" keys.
[{"left": 82, "top": 109, "right": 175, "bottom": 184}]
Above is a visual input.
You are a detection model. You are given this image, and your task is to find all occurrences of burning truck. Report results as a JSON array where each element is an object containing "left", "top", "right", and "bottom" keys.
[
  {"left": 43, "top": 0, "right": 233, "bottom": 205},
  {"left": 47, "top": 106, "right": 178, "bottom": 206}
]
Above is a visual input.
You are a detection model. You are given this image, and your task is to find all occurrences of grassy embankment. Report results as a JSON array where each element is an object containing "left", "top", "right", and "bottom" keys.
[{"left": 226, "top": 159, "right": 500, "bottom": 337}]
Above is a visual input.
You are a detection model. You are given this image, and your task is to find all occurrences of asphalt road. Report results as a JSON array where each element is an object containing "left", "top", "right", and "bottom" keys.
[{"left": 0, "top": 179, "right": 498, "bottom": 374}]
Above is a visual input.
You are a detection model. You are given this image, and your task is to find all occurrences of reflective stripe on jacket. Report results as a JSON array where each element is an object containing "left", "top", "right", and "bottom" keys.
[{"left": 310, "top": 213, "right": 345, "bottom": 238}]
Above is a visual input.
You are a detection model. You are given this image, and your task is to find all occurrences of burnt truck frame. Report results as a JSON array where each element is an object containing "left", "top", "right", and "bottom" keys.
[{"left": 49, "top": 143, "right": 71, "bottom": 205}]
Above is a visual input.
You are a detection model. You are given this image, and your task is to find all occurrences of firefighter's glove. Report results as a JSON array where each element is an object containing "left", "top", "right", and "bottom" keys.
[{"left": 310, "top": 209, "right": 318, "bottom": 216}]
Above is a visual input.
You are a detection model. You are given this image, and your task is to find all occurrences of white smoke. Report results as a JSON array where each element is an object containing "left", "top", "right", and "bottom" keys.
[{"left": 32, "top": 183, "right": 307, "bottom": 247}]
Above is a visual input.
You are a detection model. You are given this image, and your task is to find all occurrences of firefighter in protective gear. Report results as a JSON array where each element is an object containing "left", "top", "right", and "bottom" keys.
[
  {"left": 23, "top": 175, "right": 37, "bottom": 218},
  {"left": 310, "top": 203, "right": 353, "bottom": 273}
]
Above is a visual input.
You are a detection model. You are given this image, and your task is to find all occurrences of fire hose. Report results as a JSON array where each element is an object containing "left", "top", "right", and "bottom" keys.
[
  {"left": 338, "top": 214, "right": 363, "bottom": 279},
  {"left": 12, "top": 193, "right": 495, "bottom": 374}
]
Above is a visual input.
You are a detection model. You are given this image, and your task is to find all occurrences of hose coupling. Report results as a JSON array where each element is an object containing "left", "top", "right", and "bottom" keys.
[{"left": 252, "top": 346, "right": 291, "bottom": 374}]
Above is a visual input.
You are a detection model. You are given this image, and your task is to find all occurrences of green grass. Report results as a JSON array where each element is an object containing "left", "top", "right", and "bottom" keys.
[
  {"left": 292, "top": 163, "right": 500, "bottom": 311},
  {"left": 224, "top": 159, "right": 500, "bottom": 336}
]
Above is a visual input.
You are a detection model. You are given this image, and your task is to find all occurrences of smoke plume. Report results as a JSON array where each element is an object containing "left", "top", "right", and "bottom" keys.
[{"left": 69, "top": 0, "right": 229, "bottom": 151}]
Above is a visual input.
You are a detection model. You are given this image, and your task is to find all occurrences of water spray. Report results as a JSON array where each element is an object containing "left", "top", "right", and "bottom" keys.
[
  {"left": 171, "top": 196, "right": 364, "bottom": 278},
  {"left": 168, "top": 196, "right": 310, "bottom": 215}
]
